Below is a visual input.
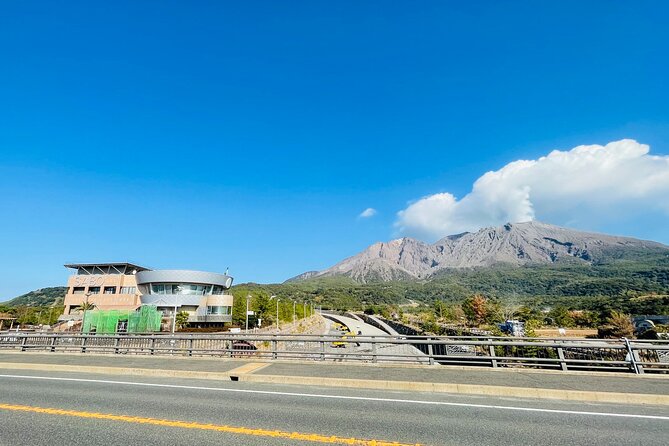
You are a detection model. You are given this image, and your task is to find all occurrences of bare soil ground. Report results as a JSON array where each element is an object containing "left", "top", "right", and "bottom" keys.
[{"left": 534, "top": 328, "right": 598, "bottom": 338}]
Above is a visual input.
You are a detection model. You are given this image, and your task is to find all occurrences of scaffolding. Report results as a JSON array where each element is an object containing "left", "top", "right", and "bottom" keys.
[{"left": 83, "top": 306, "right": 162, "bottom": 333}]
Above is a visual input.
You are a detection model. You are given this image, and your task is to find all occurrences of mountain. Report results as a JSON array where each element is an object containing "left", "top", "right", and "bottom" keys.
[
  {"left": 2, "top": 287, "right": 67, "bottom": 307},
  {"left": 290, "top": 221, "right": 669, "bottom": 283}
]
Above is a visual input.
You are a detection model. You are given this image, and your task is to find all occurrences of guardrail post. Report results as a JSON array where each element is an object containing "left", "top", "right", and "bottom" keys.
[
  {"left": 623, "top": 338, "right": 643, "bottom": 375},
  {"left": 20, "top": 335, "right": 27, "bottom": 352},
  {"left": 150, "top": 337, "right": 156, "bottom": 355},
  {"left": 81, "top": 335, "right": 87, "bottom": 354},
  {"left": 114, "top": 336, "right": 121, "bottom": 354},
  {"left": 633, "top": 348, "right": 644, "bottom": 375},
  {"left": 188, "top": 338, "right": 194, "bottom": 357},
  {"left": 371, "top": 339, "right": 377, "bottom": 363},
  {"left": 50, "top": 336, "right": 57, "bottom": 353},
  {"left": 272, "top": 338, "right": 278, "bottom": 360},
  {"left": 556, "top": 346, "right": 568, "bottom": 371},
  {"left": 488, "top": 339, "right": 498, "bottom": 368},
  {"left": 427, "top": 338, "right": 435, "bottom": 365},
  {"left": 320, "top": 340, "right": 325, "bottom": 361}
]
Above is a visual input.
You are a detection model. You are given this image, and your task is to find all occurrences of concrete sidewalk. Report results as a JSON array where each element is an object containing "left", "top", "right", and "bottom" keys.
[{"left": 1, "top": 351, "right": 667, "bottom": 405}]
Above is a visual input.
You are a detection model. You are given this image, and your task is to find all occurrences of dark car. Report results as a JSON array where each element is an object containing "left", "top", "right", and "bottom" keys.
[{"left": 231, "top": 340, "right": 258, "bottom": 357}]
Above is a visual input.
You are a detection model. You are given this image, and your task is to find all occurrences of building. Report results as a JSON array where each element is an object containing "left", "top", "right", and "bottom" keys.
[
  {"left": 61, "top": 263, "right": 234, "bottom": 327},
  {"left": 135, "top": 269, "right": 234, "bottom": 325},
  {"left": 62, "top": 263, "right": 147, "bottom": 316}
]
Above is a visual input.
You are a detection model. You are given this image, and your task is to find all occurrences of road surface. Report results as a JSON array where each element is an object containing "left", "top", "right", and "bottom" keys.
[
  {"left": 324, "top": 313, "right": 429, "bottom": 362},
  {"left": 0, "top": 369, "right": 667, "bottom": 446}
]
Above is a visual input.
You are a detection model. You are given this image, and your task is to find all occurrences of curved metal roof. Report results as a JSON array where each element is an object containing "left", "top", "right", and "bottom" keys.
[{"left": 135, "top": 270, "right": 234, "bottom": 288}]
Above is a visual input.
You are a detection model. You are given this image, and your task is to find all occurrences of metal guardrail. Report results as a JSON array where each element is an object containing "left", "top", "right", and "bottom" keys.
[{"left": 1, "top": 332, "right": 668, "bottom": 374}]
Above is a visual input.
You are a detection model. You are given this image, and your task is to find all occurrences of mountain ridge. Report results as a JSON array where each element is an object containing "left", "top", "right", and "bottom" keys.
[
  {"left": 288, "top": 221, "right": 669, "bottom": 283},
  {"left": 2, "top": 287, "right": 67, "bottom": 307}
]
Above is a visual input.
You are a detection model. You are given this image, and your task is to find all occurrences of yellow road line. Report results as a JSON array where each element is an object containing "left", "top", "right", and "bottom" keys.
[
  {"left": 0, "top": 403, "right": 422, "bottom": 446},
  {"left": 227, "top": 361, "right": 272, "bottom": 375}
]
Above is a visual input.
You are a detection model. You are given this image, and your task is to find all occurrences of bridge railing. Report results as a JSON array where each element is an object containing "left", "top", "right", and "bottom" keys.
[{"left": 1, "top": 332, "right": 667, "bottom": 374}]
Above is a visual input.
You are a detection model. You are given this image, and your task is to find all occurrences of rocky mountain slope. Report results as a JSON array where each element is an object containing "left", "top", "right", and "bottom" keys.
[{"left": 290, "top": 221, "right": 669, "bottom": 283}]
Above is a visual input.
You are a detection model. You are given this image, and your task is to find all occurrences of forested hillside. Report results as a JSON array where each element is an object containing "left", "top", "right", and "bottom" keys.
[
  {"left": 236, "top": 255, "right": 669, "bottom": 316},
  {"left": 3, "top": 287, "right": 67, "bottom": 307},
  {"left": 4, "top": 252, "right": 669, "bottom": 318}
]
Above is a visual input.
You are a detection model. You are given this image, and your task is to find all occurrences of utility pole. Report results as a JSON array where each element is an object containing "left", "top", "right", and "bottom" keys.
[
  {"left": 245, "top": 295, "right": 251, "bottom": 331},
  {"left": 292, "top": 300, "right": 296, "bottom": 327},
  {"left": 270, "top": 295, "right": 279, "bottom": 331},
  {"left": 171, "top": 295, "right": 178, "bottom": 334}
]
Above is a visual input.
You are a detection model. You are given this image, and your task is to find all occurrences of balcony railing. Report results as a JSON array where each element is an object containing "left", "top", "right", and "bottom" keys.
[{"left": 188, "top": 315, "right": 232, "bottom": 323}]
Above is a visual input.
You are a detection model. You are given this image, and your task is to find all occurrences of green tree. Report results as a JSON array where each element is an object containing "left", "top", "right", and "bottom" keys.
[
  {"left": 254, "top": 294, "right": 273, "bottom": 325},
  {"left": 548, "top": 306, "right": 575, "bottom": 327},
  {"left": 572, "top": 310, "right": 599, "bottom": 328},
  {"left": 434, "top": 300, "right": 446, "bottom": 320},
  {"left": 598, "top": 311, "right": 634, "bottom": 338},
  {"left": 175, "top": 311, "right": 190, "bottom": 330},
  {"left": 79, "top": 301, "right": 95, "bottom": 312}
]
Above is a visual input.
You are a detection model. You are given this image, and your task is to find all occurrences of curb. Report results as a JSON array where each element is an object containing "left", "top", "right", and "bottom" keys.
[
  {"left": 0, "top": 362, "right": 666, "bottom": 406},
  {"left": 4, "top": 350, "right": 668, "bottom": 379},
  {"left": 239, "top": 374, "right": 669, "bottom": 405}
]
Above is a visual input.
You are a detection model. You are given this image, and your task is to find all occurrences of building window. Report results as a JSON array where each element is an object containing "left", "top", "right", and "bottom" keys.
[
  {"left": 88, "top": 287, "right": 101, "bottom": 294},
  {"left": 150, "top": 283, "right": 211, "bottom": 295},
  {"left": 103, "top": 286, "right": 117, "bottom": 294},
  {"left": 158, "top": 308, "right": 174, "bottom": 317},
  {"left": 72, "top": 287, "right": 85, "bottom": 294},
  {"left": 206, "top": 306, "right": 231, "bottom": 315},
  {"left": 120, "top": 287, "right": 136, "bottom": 294}
]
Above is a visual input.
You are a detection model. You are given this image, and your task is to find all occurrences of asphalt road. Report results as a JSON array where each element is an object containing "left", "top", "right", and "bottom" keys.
[{"left": 0, "top": 370, "right": 667, "bottom": 446}]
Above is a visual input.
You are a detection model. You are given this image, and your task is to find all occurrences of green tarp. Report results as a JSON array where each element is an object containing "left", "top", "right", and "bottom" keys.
[{"left": 83, "top": 305, "right": 162, "bottom": 333}]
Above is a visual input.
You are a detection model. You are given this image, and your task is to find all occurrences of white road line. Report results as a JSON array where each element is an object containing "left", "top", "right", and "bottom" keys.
[{"left": 0, "top": 373, "right": 667, "bottom": 421}]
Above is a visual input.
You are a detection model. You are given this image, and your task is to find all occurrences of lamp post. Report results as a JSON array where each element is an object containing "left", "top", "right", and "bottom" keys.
[
  {"left": 245, "top": 295, "right": 251, "bottom": 331},
  {"left": 270, "top": 295, "right": 279, "bottom": 331},
  {"left": 303, "top": 301, "right": 307, "bottom": 319},
  {"left": 81, "top": 291, "right": 92, "bottom": 333},
  {"left": 171, "top": 295, "right": 178, "bottom": 334}
]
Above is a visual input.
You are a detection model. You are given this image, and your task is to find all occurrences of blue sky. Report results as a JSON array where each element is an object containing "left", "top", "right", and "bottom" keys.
[{"left": 1, "top": 1, "right": 668, "bottom": 298}]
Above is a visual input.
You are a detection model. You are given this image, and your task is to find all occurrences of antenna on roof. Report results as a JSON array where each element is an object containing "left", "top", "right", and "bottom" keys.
[{"left": 224, "top": 267, "right": 229, "bottom": 275}]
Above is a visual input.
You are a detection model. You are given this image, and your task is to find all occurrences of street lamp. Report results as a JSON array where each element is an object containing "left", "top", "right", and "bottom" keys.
[
  {"left": 171, "top": 295, "right": 178, "bottom": 334},
  {"left": 269, "top": 295, "right": 279, "bottom": 331}
]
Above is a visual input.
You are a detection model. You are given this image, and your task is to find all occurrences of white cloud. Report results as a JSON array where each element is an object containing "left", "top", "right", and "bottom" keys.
[
  {"left": 359, "top": 208, "right": 377, "bottom": 218},
  {"left": 396, "top": 139, "right": 669, "bottom": 240}
]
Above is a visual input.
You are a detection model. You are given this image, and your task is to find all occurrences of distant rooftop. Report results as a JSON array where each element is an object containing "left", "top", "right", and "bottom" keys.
[{"left": 65, "top": 263, "right": 151, "bottom": 275}]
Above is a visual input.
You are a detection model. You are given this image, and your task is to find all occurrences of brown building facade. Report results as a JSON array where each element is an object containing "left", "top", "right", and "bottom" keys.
[
  {"left": 61, "top": 263, "right": 235, "bottom": 326},
  {"left": 62, "top": 263, "right": 148, "bottom": 316}
]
